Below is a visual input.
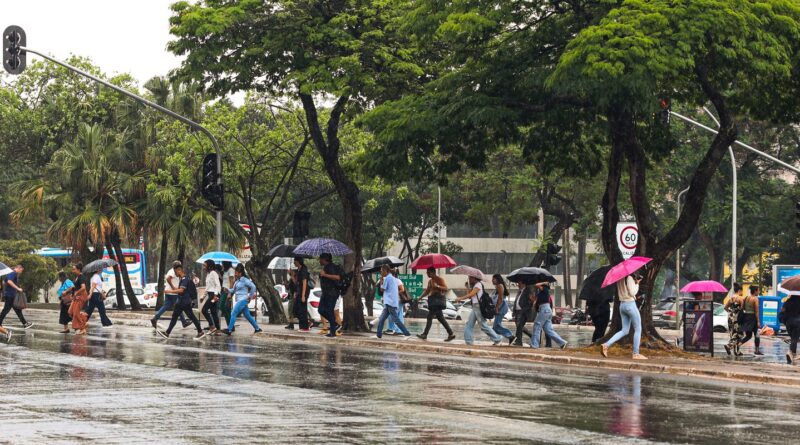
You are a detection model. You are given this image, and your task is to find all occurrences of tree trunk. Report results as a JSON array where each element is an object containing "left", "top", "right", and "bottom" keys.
[
  {"left": 177, "top": 244, "right": 186, "bottom": 265},
  {"left": 562, "top": 229, "right": 572, "bottom": 307},
  {"left": 106, "top": 240, "right": 126, "bottom": 310},
  {"left": 698, "top": 229, "right": 722, "bottom": 281},
  {"left": 247, "top": 256, "right": 287, "bottom": 324},
  {"left": 156, "top": 226, "right": 168, "bottom": 310},
  {"left": 111, "top": 232, "right": 142, "bottom": 311}
]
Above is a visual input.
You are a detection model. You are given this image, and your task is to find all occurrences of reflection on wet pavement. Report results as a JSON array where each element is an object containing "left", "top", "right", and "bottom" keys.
[{"left": 2, "top": 312, "right": 800, "bottom": 444}]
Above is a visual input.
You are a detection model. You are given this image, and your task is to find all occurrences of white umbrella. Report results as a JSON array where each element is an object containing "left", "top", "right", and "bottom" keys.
[
  {"left": 268, "top": 257, "right": 296, "bottom": 270},
  {"left": 451, "top": 265, "right": 484, "bottom": 280}
]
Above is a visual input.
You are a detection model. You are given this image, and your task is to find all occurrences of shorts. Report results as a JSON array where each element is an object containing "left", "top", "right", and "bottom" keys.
[{"left": 335, "top": 297, "right": 342, "bottom": 311}]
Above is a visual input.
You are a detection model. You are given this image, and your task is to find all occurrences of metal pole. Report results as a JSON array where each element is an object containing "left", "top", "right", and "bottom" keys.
[
  {"left": 437, "top": 186, "right": 442, "bottom": 254},
  {"left": 22, "top": 47, "right": 224, "bottom": 251},
  {"left": 675, "top": 186, "right": 690, "bottom": 330},
  {"left": 701, "top": 107, "right": 737, "bottom": 284}
]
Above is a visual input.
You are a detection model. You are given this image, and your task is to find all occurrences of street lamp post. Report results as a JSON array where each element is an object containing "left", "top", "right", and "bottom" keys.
[
  {"left": 675, "top": 186, "right": 690, "bottom": 330},
  {"left": 437, "top": 185, "right": 442, "bottom": 254}
]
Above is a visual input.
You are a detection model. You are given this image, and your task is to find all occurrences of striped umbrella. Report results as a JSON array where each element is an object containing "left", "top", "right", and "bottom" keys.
[{"left": 293, "top": 238, "right": 353, "bottom": 257}]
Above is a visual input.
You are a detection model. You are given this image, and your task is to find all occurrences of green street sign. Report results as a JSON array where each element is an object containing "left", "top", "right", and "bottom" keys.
[{"left": 375, "top": 273, "right": 424, "bottom": 300}]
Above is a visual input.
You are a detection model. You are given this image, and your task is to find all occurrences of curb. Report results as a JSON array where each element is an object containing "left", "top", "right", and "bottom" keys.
[{"left": 25, "top": 309, "right": 800, "bottom": 388}]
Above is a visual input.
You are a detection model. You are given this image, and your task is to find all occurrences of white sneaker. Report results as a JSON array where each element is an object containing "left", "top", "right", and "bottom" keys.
[
  {"left": 402, "top": 335, "right": 412, "bottom": 341},
  {"left": 102, "top": 325, "right": 113, "bottom": 329},
  {"left": 5, "top": 330, "right": 12, "bottom": 342},
  {"left": 374, "top": 335, "right": 382, "bottom": 339},
  {"left": 193, "top": 331, "right": 207, "bottom": 341}
]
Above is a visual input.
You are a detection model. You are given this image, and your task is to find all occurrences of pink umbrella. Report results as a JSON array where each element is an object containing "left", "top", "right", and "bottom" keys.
[
  {"left": 410, "top": 253, "right": 457, "bottom": 270},
  {"left": 601, "top": 256, "right": 652, "bottom": 288},
  {"left": 451, "top": 265, "right": 484, "bottom": 280},
  {"left": 680, "top": 280, "right": 727, "bottom": 293}
]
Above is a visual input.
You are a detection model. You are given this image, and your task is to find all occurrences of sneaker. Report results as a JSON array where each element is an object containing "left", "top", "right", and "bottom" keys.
[
  {"left": 384, "top": 330, "right": 395, "bottom": 335},
  {"left": 102, "top": 324, "right": 113, "bottom": 329},
  {"left": 632, "top": 353, "right": 648, "bottom": 360},
  {"left": 156, "top": 329, "right": 169, "bottom": 339},
  {"left": 754, "top": 349, "right": 764, "bottom": 356},
  {"left": 285, "top": 324, "right": 294, "bottom": 330},
  {"left": 374, "top": 334, "right": 382, "bottom": 339},
  {"left": 150, "top": 319, "right": 158, "bottom": 329},
  {"left": 560, "top": 341, "right": 568, "bottom": 350},
  {"left": 253, "top": 329, "right": 263, "bottom": 335},
  {"left": 417, "top": 334, "right": 427, "bottom": 340},
  {"left": 23, "top": 322, "right": 34, "bottom": 330},
  {"left": 326, "top": 332, "right": 337, "bottom": 338},
  {"left": 193, "top": 331, "right": 207, "bottom": 341},
  {"left": 337, "top": 325, "right": 343, "bottom": 334},
  {"left": 5, "top": 330, "right": 12, "bottom": 342},
  {"left": 787, "top": 352, "right": 794, "bottom": 365},
  {"left": 299, "top": 328, "right": 310, "bottom": 333},
  {"left": 182, "top": 320, "right": 193, "bottom": 329},
  {"left": 222, "top": 329, "right": 232, "bottom": 336},
  {"left": 492, "top": 340, "right": 501, "bottom": 346},
  {"left": 508, "top": 335, "right": 516, "bottom": 345},
  {"left": 601, "top": 344, "right": 609, "bottom": 358},
  {"left": 724, "top": 344, "right": 732, "bottom": 356},
  {"left": 402, "top": 335, "right": 412, "bottom": 341},
  {"left": 444, "top": 334, "right": 456, "bottom": 342},
  {"left": 59, "top": 329, "right": 70, "bottom": 334}
]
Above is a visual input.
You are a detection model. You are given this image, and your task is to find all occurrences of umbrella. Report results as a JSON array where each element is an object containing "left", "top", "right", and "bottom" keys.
[
  {"left": 451, "top": 265, "right": 484, "bottom": 280},
  {"left": 83, "top": 258, "right": 117, "bottom": 274},
  {"left": 410, "top": 253, "right": 457, "bottom": 271},
  {"left": 0, "top": 261, "right": 12, "bottom": 276},
  {"left": 293, "top": 238, "right": 353, "bottom": 257},
  {"left": 681, "top": 280, "right": 727, "bottom": 293},
  {"left": 578, "top": 266, "right": 614, "bottom": 304},
  {"left": 268, "top": 257, "right": 295, "bottom": 270},
  {"left": 266, "top": 244, "right": 309, "bottom": 258},
  {"left": 361, "top": 256, "right": 404, "bottom": 274},
  {"left": 196, "top": 251, "right": 240, "bottom": 265},
  {"left": 601, "top": 256, "right": 652, "bottom": 288},
  {"left": 507, "top": 267, "right": 557, "bottom": 285},
  {"left": 778, "top": 276, "right": 800, "bottom": 296}
]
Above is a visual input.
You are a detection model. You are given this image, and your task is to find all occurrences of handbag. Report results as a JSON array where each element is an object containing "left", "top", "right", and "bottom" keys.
[
  {"left": 428, "top": 293, "right": 446, "bottom": 312},
  {"left": 13, "top": 292, "right": 27, "bottom": 310}
]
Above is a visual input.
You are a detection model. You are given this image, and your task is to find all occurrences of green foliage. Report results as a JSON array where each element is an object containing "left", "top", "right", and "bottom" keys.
[{"left": 0, "top": 240, "right": 57, "bottom": 300}]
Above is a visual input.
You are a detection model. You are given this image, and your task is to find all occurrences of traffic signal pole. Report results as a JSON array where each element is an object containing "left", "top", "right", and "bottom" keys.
[{"left": 19, "top": 45, "right": 224, "bottom": 251}]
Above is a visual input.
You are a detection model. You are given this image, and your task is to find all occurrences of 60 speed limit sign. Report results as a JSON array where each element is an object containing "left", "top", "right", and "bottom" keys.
[{"left": 616, "top": 223, "right": 639, "bottom": 259}]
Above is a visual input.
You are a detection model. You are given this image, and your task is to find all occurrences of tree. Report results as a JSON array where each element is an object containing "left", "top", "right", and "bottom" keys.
[
  {"left": 168, "top": 0, "right": 423, "bottom": 331},
  {"left": 0, "top": 240, "right": 58, "bottom": 301}
]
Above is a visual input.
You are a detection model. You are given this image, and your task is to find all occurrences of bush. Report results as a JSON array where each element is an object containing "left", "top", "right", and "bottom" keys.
[{"left": 0, "top": 240, "right": 58, "bottom": 302}]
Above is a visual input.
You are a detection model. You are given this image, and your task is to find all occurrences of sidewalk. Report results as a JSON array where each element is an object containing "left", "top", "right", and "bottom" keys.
[{"left": 25, "top": 308, "right": 800, "bottom": 388}]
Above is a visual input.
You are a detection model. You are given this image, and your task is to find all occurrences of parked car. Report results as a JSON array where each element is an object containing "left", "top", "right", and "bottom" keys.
[
  {"left": 272, "top": 287, "right": 322, "bottom": 323},
  {"left": 410, "top": 300, "right": 460, "bottom": 320},
  {"left": 104, "top": 287, "right": 150, "bottom": 309}
]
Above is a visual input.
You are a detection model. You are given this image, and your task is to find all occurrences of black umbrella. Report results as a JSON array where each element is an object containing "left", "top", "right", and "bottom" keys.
[
  {"left": 361, "top": 256, "right": 404, "bottom": 274},
  {"left": 82, "top": 258, "right": 117, "bottom": 274},
  {"left": 266, "top": 244, "right": 312, "bottom": 258},
  {"left": 578, "top": 265, "right": 614, "bottom": 304},
  {"left": 507, "top": 267, "right": 556, "bottom": 285}
]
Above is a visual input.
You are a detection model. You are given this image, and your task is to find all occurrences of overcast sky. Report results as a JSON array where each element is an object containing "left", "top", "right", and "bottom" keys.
[{"left": 5, "top": 0, "right": 184, "bottom": 85}]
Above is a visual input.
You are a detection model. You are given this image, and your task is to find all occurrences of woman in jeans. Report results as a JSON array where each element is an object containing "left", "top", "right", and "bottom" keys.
[
  {"left": 84, "top": 269, "right": 113, "bottom": 329},
  {"left": 458, "top": 275, "right": 502, "bottom": 346},
  {"left": 201, "top": 259, "right": 222, "bottom": 334},
  {"left": 490, "top": 274, "right": 515, "bottom": 344},
  {"left": 602, "top": 273, "right": 647, "bottom": 360},
  {"left": 530, "top": 283, "right": 567, "bottom": 349},
  {"left": 223, "top": 264, "right": 262, "bottom": 335},
  {"left": 417, "top": 267, "right": 455, "bottom": 341}
]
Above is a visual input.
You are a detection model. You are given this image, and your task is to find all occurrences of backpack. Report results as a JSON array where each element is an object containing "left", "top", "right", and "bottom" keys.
[
  {"left": 478, "top": 283, "right": 496, "bottom": 319},
  {"left": 333, "top": 264, "right": 353, "bottom": 294}
]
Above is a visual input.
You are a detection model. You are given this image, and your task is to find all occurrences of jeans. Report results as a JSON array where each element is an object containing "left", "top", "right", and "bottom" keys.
[
  {"left": 531, "top": 303, "right": 566, "bottom": 348},
  {"left": 604, "top": 300, "right": 641, "bottom": 354},
  {"left": 464, "top": 305, "right": 502, "bottom": 345},
  {"left": 84, "top": 293, "right": 113, "bottom": 327},
  {"left": 154, "top": 294, "right": 187, "bottom": 324},
  {"left": 166, "top": 302, "right": 201, "bottom": 335},
  {"left": 201, "top": 294, "right": 220, "bottom": 330},
  {"left": 387, "top": 303, "right": 405, "bottom": 332},
  {"left": 293, "top": 294, "right": 309, "bottom": 329},
  {"left": 228, "top": 299, "right": 260, "bottom": 332},
  {"left": 318, "top": 295, "right": 338, "bottom": 334},
  {"left": 0, "top": 296, "right": 27, "bottom": 326},
  {"left": 492, "top": 301, "right": 514, "bottom": 338},
  {"left": 422, "top": 309, "right": 453, "bottom": 336},
  {"left": 376, "top": 305, "right": 410, "bottom": 337}
]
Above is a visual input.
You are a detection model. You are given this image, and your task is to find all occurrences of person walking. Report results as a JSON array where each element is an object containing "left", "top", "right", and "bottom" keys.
[
  {"left": 458, "top": 275, "right": 502, "bottom": 346},
  {"left": 490, "top": 274, "right": 515, "bottom": 344},
  {"left": 530, "top": 283, "right": 568, "bottom": 349},
  {"left": 201, "top": 259, "right": 222, "bottom": 334},
  {"left": 156, "top": 265, "right": 207, "bottom": 340},
  {"left": 737, "top": 286, "right": 764, "bottom": 356},
  {"left": 602, "top": 273, "right": 646, "bottom": 360},
  {"left": 285, "top": 269, "right": 298, "bottom": 330},
  {"left": 317, "top": 253, "right": 341, "bottom": 338},
  {"left": 723, "top": 282, "right": 745, "bottom": 356},
  {"left": 386, "top": 269, "right": 409, "bottom": 335},
  {"left": 67, "top": 263, "right": 90, "bottom": 334},
  {"left": 223, "top": 264, "right": 262, "bottom": 335},
  {"left": 219, "top": 261, "right": 235, "bottom": 327},
  {"left": 150, "top": 260, "right": 189, "bottom": 329},
  {"left": 84, "top": 269, "right": 113, "bottom": 328},
  {"left": 781, "top": 294, "right": 800, "bottom": 364},
  {"left": 374, "top": 265, "right": 411, "bottom": 340},
  {"left": 293, "top": 257, "right": 311, "bottom": 332},
  {"left": 56, "top": 271, "right": 74, "bottom": 333},
  {"left": 587, "top": 292, "right": 612, "bottom": 343},
  {"left": 417, "top": 267, "right": 455, "bottom": 341},
  {"left": 0, "top": 264, "right": 33, "bottom": 329}
]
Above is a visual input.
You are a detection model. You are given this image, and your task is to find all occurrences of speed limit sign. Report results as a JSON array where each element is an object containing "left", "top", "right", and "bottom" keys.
[{"left": 616, "top": 223, "right": 639, "bottom": 259}]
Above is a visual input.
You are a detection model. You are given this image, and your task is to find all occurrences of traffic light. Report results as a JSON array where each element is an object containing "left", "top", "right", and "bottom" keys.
[
  {"left": 3, "top": 26, "right": 26, "bottom": 75},
  {"left": 796, "top": 201, "right": 800, "bottom": 230},
  {"left": 201, "top": 153, "right": 223, "bottom": 210},
  {"left": 658, "top": 97, "right": 671, "bottom": 125},
  {"left": 544, "top": 243, "right": 562, "bottom": 269},
  {"left": 293, "top": 211, "right": 311, "bottom": 239}
]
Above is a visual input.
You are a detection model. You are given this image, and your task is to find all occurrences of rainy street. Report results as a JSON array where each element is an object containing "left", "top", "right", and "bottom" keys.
[{"left": 1, "top": 311, "right": 799, "bottom": 444}]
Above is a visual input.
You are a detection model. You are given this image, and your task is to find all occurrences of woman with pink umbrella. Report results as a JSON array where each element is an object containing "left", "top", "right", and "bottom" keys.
[{"left": 601, "top": 257, "right": 651, "bottom": 360}]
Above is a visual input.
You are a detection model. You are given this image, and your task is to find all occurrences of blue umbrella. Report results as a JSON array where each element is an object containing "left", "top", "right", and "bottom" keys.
[
  {"left": 293, "top": 238, "right": 353, "bottom": 257},
  {"left": 196, "top": 251, "right": 240, "bottom": 265}
]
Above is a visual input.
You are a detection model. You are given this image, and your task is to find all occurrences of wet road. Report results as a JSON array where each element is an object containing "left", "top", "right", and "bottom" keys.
[{"left": 2, "top": 312, "right": 800, "bottom": 444}]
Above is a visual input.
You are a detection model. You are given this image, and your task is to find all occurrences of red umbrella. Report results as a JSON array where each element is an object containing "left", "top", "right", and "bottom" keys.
[{"left": 410, "top": 254, "right": 457, "bottom": 270}]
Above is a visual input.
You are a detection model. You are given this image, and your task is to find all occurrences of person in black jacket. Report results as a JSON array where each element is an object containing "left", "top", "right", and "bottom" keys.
[
  {"left": 781, "top": 295, "right": 800, "bottom": 364},
  {"left": 587, "top": 294, "right": 612, "bottom": 343}
]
